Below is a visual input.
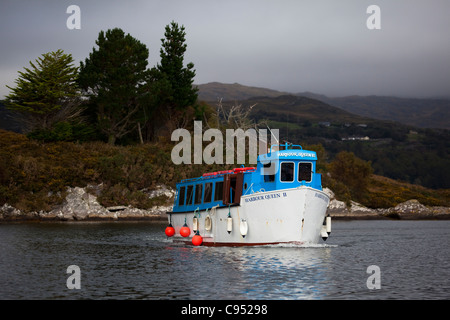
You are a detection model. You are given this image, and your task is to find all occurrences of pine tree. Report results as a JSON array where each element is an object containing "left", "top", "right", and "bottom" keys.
[
  {"left": 5, "top": 49, "right": 80, "bottom": 132},
  {"left": 78, "top": 28, "right": 150, "bottom": 145},
  {"left": 149, "top": 21, "right": 198, "bottom": 134}
]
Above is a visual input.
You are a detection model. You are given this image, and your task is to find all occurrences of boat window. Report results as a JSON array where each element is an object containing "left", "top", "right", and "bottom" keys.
[
  {"left": 178, "top": 186, "right": 186, "bottom": 206},
  {"left": 204, "top": 182, "right": 212, "bottom": 203},
  {"left": 194, "top": 184, "right": 203, "bottom": 204},
  {"left": 186, "top": 185, "right": 194, "bottom": 205},
  {"left": 298, "top": 162, "right": 312, "bottom": 182},
  {"left": 214, "top": 181, "right": 223, "bottom": 201},
  {"left": 263, "top": 162, "right": 275, "bottom": 182},
  {"left": 280, "top": 162, "right": 294, "bottom": 182}
]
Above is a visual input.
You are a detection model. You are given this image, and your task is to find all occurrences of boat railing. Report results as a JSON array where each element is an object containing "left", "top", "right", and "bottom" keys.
[
  {"left": 269, "top": 142, "right": 303, "bottom": 153},
  {"left": 180, "top": 167, "right": 256, "bottom": 184}
]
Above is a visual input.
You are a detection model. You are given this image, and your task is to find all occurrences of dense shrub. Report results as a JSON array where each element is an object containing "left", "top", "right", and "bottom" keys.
[
  {"left": 327, "top": 151, "right": 373, "bottom": 203},
  {"left": 27, "top": 121, "right": 96, "bottom": 142}
]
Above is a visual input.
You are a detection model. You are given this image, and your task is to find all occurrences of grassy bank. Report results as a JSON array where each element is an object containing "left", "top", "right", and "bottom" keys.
[
  {"left": 366, "top": 175, "right": 450, "bottom": 208},
  {"left": 0, "top": 130, "right": 226, "bottom": 212},
  {"left": 0, "top": 129, "right": 448, "bottom": 213}
]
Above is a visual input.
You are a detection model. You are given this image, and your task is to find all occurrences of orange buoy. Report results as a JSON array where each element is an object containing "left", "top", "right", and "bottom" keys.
[
  {"left": 165, "top": 224, "right": 175, "bottom": 237},
  {"left": 180, "top": 224, "right": 191, "bottom": 237},
  {"left": 192, "top": 232, "right": 203, "bottom": 246}
]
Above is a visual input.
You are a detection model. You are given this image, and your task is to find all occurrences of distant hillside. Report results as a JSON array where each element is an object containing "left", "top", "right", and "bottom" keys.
[
  {"left": 298, "top": 93, "right": 450, "bottom": 130},
  {"left": 196, "top": 82, "right": 450, "bottom": 129},
  {"left": 196, "top": 82, "right": 288, "bottom": 101},
  {"left": 240, "top": 94, "right": 374, "bottom": 125}
]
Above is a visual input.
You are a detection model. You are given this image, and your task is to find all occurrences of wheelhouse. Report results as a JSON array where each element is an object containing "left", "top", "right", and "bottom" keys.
[{"left": 255, "top": 144, "right": 322, "bottom": 192}]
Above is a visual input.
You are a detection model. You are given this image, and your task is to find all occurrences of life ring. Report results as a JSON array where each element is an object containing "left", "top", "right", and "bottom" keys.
[{"left": 205, "top": 214, "right": 212, "bottom": 231}]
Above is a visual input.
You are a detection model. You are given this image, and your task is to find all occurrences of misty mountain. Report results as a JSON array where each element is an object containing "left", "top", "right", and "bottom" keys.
[
  {"left": 196, "top": 82, "right": 290, "bottom": 101},
  {"left": 298, "top": 93, "right": 450, "bottom": 130},
  {"left": 196, "top": 82, "right": 450, "bottom": 129},
  {"left": 238, "top": 94, "right": 374, "bottom": 126}
]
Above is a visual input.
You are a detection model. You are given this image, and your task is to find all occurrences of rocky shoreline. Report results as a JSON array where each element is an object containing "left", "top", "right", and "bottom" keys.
[
  {"left": 0, "top": 185, "right": 172, "bottom": 222},
  {"left": 327, "top": 201, "right": 450, "bottom": 220},
  {"left": 324, "top": 188, "right": 450, "bottom": 220},
  {"left": 1, "top": 186, "right": 449, "bottom": 222}
]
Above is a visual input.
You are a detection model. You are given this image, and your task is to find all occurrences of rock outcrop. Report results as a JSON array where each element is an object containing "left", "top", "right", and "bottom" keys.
[
  {"left": 324, "top": 188, "right": 381, "bottom": 219},
  {"left": 380, "top": 199, "right": 450, "bottom": 220}
]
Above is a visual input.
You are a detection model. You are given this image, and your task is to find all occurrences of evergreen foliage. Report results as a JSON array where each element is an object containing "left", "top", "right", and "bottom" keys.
[
  {"left": 5, "top": 49, "right": 81, "bottom": 132},
  {"left": 148, "top": 21, "right": 198, "bottom": 135},
  {"left": 78, "top": 28, "right": 150, "bottom": 144}
]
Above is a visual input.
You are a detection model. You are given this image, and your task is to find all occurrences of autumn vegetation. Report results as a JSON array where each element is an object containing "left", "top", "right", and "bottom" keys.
[{"left": 1, "top": 128, "right": 448, "bottom": 213}]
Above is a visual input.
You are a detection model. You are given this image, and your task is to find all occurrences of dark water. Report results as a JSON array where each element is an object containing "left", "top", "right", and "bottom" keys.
[{"left": 0, "top": 220, "right": 449, "bottom": 300}]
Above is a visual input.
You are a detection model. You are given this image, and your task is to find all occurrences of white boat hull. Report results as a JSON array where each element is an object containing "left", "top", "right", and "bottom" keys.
[{"left": 168, "top": 186, "right": 330, "bottom": 246}]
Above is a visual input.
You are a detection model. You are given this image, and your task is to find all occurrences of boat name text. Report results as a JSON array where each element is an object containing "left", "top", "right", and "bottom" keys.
[
  {"left": 244, "top": 192, "right": 287, "bottom": 203},
  {"left": 315, "top": 192, "right": 329, "bottom": 203},
  {"left": 279, "top": 152, "right": 316, "bottom": 158}
]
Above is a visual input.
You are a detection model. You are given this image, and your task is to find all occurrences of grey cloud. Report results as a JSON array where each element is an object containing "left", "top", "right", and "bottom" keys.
[{"left": 1, "top": 0, "right": 449, "bottom": 98}]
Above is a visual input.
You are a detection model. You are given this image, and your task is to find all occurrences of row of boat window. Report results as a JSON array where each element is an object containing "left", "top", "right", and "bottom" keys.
[
  {"left": 178, "top": 181, "right": 223, "bottom": 207},
  {"left": 264, "top": 162, "right": 312, "bottom": 183},
  {"left": 177, "top": 162, "right": 312, "bottom": 207}
]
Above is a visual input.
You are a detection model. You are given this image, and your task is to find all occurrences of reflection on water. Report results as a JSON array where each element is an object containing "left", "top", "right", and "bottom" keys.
[
  {"left": 0, "top": 220, "right": 449, "bottom": 299},
  {"left": 171, "top": 243, "right": 336, "bottom": 300}
]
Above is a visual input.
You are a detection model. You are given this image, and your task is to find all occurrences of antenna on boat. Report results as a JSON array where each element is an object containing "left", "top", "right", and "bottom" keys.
[
  {"left": 266, "top": 125, "right": 279, "bottom": 144},
  {"left": 265, "top": 125, "right": 279, "bottom": 153}
]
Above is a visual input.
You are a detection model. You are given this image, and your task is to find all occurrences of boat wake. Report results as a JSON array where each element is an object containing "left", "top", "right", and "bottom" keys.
[{"left": 262, "top": 242, "right": 338, "bottom": 248}]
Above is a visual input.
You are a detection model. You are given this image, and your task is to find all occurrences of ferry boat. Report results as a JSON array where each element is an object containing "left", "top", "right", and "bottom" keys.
[{"left": 165, "top": 143, "right": 331, "bottom": 246}]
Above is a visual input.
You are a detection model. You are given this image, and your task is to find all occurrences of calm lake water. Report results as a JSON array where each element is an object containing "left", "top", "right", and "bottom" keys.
[{"left": 0, "top": 220, "right": 449, "bottom": 300}]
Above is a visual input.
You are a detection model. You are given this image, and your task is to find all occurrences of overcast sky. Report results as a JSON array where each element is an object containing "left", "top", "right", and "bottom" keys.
[{"left": 1, "top": 0, "right": 449, "bottom": 99}]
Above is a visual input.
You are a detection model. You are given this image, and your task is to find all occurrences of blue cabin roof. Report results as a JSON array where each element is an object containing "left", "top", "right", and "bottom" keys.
[{"left": 172, "top": 143, "right": 323, "bottom": 213}]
